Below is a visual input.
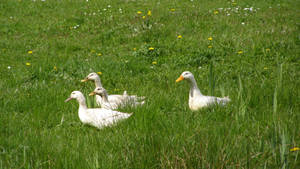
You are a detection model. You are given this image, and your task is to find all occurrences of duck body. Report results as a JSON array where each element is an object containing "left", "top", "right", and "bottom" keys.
[
  {"left": 78, "top": 107, "right": 132, "bottom": 128},
  {"left": 95, "top": 94, "right": 123, "bottom": 109},
  {"left": 177, "top": 71, "right": 230, "bottom": 111},
  {"left": 90, "top": 87, "right": 145, "bottom": 110},
  {"left": 189, "top": 94, "right": 230, "bottom": 111},
  {"left": 65, "top": 91, "right": 132, "bottom": 129},
  {"left": 82, "top": 72, "right": 145, "bottom": 109}
]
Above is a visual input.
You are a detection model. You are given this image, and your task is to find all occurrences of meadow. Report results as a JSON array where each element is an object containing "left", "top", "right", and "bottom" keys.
[{"left": 0, "top": 0, "right": 299, "bottom": 168}]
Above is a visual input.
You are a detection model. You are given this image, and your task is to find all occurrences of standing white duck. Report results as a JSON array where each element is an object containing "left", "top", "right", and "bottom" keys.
[
  {"left": 89, "top": 87, "right": 145, "bottom": 110},
  {"left": 65, "top": 91, "right": 132, "bottom": 129},
  {"left": 176, "top": 71, "right": 230, "bottom": 111},
  {"left": 81, "top": 72, "right": 145, "bottom": 108}
]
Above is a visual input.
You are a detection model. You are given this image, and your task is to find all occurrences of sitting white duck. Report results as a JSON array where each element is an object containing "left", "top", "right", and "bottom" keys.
[
  {"left": 65, "top": 91, "right": 132, "bottom": 129},
  {"left": 81, "top": 72, "right": 145, "bottom": 109},
  {"left": 176, "top": 71, "right": 230, "bottom": 111},
  {"left": 89, "top": 87, "right": 145, "bottom": 110}
]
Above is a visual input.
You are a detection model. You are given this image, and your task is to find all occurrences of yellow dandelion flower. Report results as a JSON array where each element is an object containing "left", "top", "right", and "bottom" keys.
[
  {"left": 137, "top": 11, "right": 142, "bottom": 14},
  {"left": 26, "top": 62, "right": 31, "bottom": 66},
  {"left": 177, "top": 35, "right": 182, "bottom": 39},
  {"left": 208, "top": 45, "right": 212, "bottom": 48},
  {"left": 290, "top": 147, "right": 300, "bottom": 152},
  {"left": 237, "top": 51, "right": 243, "bottom": 54},
  {"left": 133, "top": 48, "right": 137, "bottom": 51},
  {"left": 208, "top": 37, "right": 213, "bottom": 41},
  {"left": 142, "top": 16, "right": 146, "bottom": 19},
  {"left": 97, "top": 72, "right": 102, "bottom": 75},
  {"left": 53, "top": 66, "right": 57, "bottom": 71},
  {"left": 152, "top": 61, "right": 157, "bottom": 65},
  {"left": 264, "top": 67, "right": 268, "bottom": 70},
  {"left": 90, "top": 49, "right": 95, "bottom": 53},
  {"left": 266, "top": 48, "right": 270, "bottom": 52},
  {"left": 149, "top": 47, "right": 154, "bottom": 51},
  {"left": 28, "top": 50, "right": 33, "bottom": 54},
  {"left": 97, "top": 53, "right": 102, "bottom": 56},
  {"left": 170, "top": 8, "right": 175, "bottom": 12},
  {"left": 214, "top": 11, "right": 219, "bottom": 15},
  {"left": 147, "top": 10, "right": 152, "bottom": 16}
]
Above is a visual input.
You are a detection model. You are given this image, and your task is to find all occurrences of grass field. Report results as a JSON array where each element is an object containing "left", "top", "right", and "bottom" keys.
[{"left": 0, "top": 0, "right": 299, "bottom": 168}]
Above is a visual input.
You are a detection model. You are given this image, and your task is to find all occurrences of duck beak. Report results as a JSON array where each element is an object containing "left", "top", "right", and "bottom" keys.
[
  {"left": 81, "top": 78, "right": 88, "bottom": 82},
  {"left": 64, "top": 97, "right": 72, "bottom": 102},
  {"left": 89, "top": 92, "right": 96, "bottom": 96},
  {"left": 176, "top": 75, "right": 184, "bottom": 82}
]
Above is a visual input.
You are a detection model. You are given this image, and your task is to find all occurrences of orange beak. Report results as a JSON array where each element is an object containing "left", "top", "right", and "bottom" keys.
[
  {"left": 64, "top": 97, "right": 72, "bottom": 102},
  {"left": 176, "top": 75, "right": 184, "bottom": 82},
  {"left": 81, "top": 78, "right": 89, "bottom": 82},
  {"left": 89, "top": 92, "right": 96, "bottom": 96}
]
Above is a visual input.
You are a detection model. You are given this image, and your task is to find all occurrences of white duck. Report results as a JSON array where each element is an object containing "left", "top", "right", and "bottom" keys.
[
  {"left": 176, "top": 71, "right": 230, "bottom": 111},
  {"left": 81, "top": 72, "right": 145, "bottom": 109},
  {"left": 65, "top": 91, "right": 132, "bottom": 129},
  {"left": 89, "top": 87, "right": 145, "bottom": 110}
]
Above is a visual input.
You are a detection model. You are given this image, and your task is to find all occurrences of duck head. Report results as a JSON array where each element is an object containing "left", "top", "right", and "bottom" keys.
[
  {"left": 81, "top": 72, "right": 99, "bottom": 82},
  {"left": 176, "top": 71, "right": 194, "bottom": 82},
  {"left": 89, "top": 87, "right": 108, "bottom": 98},
  {"left": 65, "top": 91, "right": 84, "bottom": 102}
]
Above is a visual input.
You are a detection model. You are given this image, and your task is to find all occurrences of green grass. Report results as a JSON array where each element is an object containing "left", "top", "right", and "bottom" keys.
[{"left": 0, "top": 0, "right": 299, "bottom": 168}]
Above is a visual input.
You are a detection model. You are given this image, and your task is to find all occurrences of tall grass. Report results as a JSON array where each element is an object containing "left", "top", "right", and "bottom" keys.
[{"left": 0, "top": 0, "right": 299, "bottom": 168}]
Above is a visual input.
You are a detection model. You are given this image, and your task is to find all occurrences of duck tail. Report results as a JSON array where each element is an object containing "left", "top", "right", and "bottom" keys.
[
  {"left": 128, "top": 112, "right": 134, "bottom": 117},
  {"left": 139, "top": 96, "right": 146, "bottom": 100},
  {"left": 216, "top": 96, "right": 230, "bottom": 105},
  {"left": 223, "top": 96, "right": 231, "bottom": 102}
]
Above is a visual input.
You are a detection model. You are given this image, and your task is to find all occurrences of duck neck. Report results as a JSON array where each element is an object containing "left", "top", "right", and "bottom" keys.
[
  {"left": 77, "top": 96, "right": 87, "bottom": 110},
  {"left": 94, "top": 76, "right": 102, "bottom": 88},
  {"left": 101, "top": 92, "right": 109, "bottom": 103},
  {"left": 188, "top": 77, "right": 202, "bottom": 96}
]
